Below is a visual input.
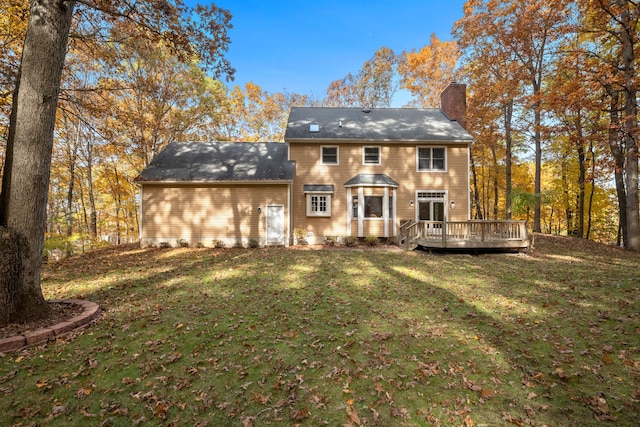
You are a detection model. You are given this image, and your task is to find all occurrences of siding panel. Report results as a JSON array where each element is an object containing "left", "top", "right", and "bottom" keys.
[
  {"left": 141, "top": 184, "right": 289, "bottom": 247},
  {"left": 290, "top": 142, "right": 469, "bottom": 240}
]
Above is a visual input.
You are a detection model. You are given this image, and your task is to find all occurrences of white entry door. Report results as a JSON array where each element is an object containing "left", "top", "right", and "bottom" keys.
[{"left": 266, "top": 205, "right": 285, "bottom": 245}]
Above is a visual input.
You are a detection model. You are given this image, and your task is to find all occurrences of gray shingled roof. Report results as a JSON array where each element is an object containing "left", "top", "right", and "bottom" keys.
[
  {"left": 285, "top": 107, "right": 474, "bottom": 142},
  {"left": 344, "top": 174, "right": 399, "bottom": 187},
  {"left": 135, "top": 142, "right": 294, "bottom": 182},
  {"left": 303, "top": 185, "right": 335, "bottom": 192}
]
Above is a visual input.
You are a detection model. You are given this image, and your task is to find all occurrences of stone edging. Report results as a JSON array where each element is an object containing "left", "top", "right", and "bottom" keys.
[{"left": 0, "top": 299, "right": 101, "bottom": 352}]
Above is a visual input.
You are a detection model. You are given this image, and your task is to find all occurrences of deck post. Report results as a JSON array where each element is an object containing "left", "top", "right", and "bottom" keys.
[{"left": 442, "top": 220, "right": 447, "bottom": 248}]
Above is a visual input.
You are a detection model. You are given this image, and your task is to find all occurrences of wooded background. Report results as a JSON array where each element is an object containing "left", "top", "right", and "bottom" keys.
[{"left": 1, "top": 0, "right": 638, "bottom": 254}]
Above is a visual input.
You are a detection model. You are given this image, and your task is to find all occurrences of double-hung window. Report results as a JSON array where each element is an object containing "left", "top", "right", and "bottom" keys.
[
  {"left": 321, "top": 146, "right": 338, "bottom": 165},
  {"left": 363, "top": 146, "right": 381, "bottom": 165},
  {"left": 417, "top": 147, "right": 446, "bottom": 171}
]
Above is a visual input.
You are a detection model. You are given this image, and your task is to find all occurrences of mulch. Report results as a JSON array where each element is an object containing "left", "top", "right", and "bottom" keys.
[{"left": 0, "top": 302, "right": 85, "bottom": 340}]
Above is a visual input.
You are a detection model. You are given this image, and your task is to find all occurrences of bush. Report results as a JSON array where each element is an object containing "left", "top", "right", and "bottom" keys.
[
  {"left": 343, "top": 235, "right": 359, "bottom": 247},
  {"left": 159, "top": 241, "right": 171, "bottom": 249},
  {"left": 365, "top": 235, "right": 379, "bottom": 246},
  {"left": 294, "top": 228, "right": 308, "bottom": 245},
  {"left": 248, "top": 238, "right": 260, "bottom": 248},
  {"left": 212, "top": 239, "right": 226, "bottom": 249},
  {"left": 177, "top": 239, "right": 189, "bottom": 248},
  {"left": 324, "top": 236, "right": 337, "bottom": 246},
  {"left": 233, "top": 241, "right": 244, "bottom": 249},
  {"left": 196, "top": 241, "right": 205, "bottom": 248}
]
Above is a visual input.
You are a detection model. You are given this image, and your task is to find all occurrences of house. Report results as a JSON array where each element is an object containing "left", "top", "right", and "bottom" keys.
[{"left": 135, "top": 83, "right": 474, "bottom": 247}]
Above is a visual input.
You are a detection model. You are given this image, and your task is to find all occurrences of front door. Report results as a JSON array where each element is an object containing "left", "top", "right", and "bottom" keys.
[{"left": 266, "top": 205, "right": 285, "bottom": 245}]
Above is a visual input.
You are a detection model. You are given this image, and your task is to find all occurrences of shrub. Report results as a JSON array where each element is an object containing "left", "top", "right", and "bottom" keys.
[
  {"left": 324, "top": 236, "right": 336, "bottom": 246},
  {"left": 159, "top": 241, "right": 171, "bottom": 249},
  {"left": 177, "top": 239, "right": 189, "bottom": 248},
  {"left": 365, "top": 235, "right": 379, "bottom": 246},
  {"left": 343, "top": 235, "right": 358, "bottom": 247},
  {"left": 233, "top": 241, "right": 244, "bottom": 249},
  {"left": 294, "top": 228, "right": 308, "bottom": 245},
  {"left": 248, "top": 238, "right": 260, "bottom": 248},
  {"left": 196, "top": 241, "right": 205, "bottom": 248},
  {"left": 212, "top": 239, "right": 226, "bottom": 249}
]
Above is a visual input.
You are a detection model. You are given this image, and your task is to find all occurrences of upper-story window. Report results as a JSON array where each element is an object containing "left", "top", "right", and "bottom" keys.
[
  {"left": 417, "top": 147, "right": 446, "bottom": 171},
  {"left": 363, "top": 146, "right": 381, "bottom": 165},
  {"left": 321, "top": 146, "right": 338, "bottom": 165}
]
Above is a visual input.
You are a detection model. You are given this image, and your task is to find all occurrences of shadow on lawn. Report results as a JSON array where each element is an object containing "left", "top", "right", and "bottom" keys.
[{"left": 38, "top": 237, "right": 640, "bottom": 425}]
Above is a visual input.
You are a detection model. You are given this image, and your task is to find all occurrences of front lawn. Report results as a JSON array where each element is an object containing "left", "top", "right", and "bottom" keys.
[{"left": 1, "top": 235, "right": 638, "bottom": 426}]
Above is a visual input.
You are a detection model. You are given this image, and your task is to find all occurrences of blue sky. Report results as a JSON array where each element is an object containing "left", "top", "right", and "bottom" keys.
[{"left": 213, "top": 1, "right": 467, "bottom": 104}]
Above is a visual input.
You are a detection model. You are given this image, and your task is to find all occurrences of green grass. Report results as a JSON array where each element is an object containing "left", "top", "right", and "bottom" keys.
[{"left": 1, "top": 235, "right": 639, "bottom": 426}]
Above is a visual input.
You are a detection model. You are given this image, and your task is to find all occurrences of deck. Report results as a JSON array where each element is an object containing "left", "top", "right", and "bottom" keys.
[{"left": 399, "top": 220, "right": 530, "bottom": 252}]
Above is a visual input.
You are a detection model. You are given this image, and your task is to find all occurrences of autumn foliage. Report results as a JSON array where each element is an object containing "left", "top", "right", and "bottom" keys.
[{"left": 2, "top": 0, "right": 637, "bottom": 254}]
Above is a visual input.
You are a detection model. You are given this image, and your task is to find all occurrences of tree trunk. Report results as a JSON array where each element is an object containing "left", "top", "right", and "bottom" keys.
[
  {"left": 604, "top": 83, "right": 628, "bottom": 246},
  {"left": 470, "top": 150, "right": 483, "bottom": 219},
  {"left": 533, "top": 97, "right": 542, "bottom": 233},
  {"left": 504, "top": 100, "right": 513, "bottom": 220},
  {"left": 620, "top": 1, "right": 640, "bottom": 251},
  {"left": 491, "top": 144, "right": 499, "bottom": 219},
  {"left": 85, "top": 137, "right": 98, "bottom": 240},
  {"left": 575, "top": 114, "right": 585, "bottom": 238},
  {"left": 0, "top": 0, "right": 76, "bottom": 325},
  {"left": 65, "top": 122, "right": 80, "bottom": 256}
]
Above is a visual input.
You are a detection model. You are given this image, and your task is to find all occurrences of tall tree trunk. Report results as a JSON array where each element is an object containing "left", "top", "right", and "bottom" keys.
[
  {"left": 470, "top": 150, "right": 483, "bottom": 219},
  {"left": 586, "top": 140, "right": 596, "bottom": 240},
  {"left": 575, "top": 114, "right": 585, "bottom": 238},
  {"left": 85, "top": 138, "right": 98, "bottom": 240},
  {"left": 65, "top": 122, "right": 80, "bottom": 256},
  {"left": 490, "top": 145, "right": 499, "bottom": 219},
  {"left": 620, "top": 1, "right": 640, "bottom": 251},
  {"left": 504, "top": 100, "right": 513, "bottom": 220},
  {"left": 0, "top": 0, "right": 76, "bottom": 325},
  {"left": 604, "top": 83, "right": 628, "bottom": 246},
  {"left": 533, "top": 90, "right": 543, "bottom": 233}
]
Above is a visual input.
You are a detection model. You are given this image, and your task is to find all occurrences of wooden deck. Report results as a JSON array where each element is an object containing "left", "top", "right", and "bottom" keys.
[{"left": 399, "top": 220, "right": 530, "bottom": 251}]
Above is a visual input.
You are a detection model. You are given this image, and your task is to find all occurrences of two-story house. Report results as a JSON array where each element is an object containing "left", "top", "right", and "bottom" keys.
[{"left": 135, "top": 83, "right": 474, "bottom": 247}]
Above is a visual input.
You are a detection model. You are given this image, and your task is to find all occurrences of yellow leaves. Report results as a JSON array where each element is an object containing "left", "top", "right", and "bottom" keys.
[{"left": 35, "top": 378, "right": 49, "bottom": 389}]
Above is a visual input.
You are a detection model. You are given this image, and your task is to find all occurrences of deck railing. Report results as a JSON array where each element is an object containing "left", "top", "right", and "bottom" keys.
[{"left": 401, "top": 219, "right": 529, "bottom": 250}]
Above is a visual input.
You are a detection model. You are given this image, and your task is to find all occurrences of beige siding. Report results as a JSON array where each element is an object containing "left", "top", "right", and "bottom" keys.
[
  {"left": 140, "top": 184, "right": 289, "bottom": 247},
  {"left": 290, "top": 142, "right": 469, "bottom": 241}
]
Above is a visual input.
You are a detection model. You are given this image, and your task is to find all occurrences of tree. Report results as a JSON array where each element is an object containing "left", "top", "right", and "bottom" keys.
[
  {"left": 579, "top": 0, "right": 640, "bottom": 250},
  {"left": 398, "top": 33, "right": 460, "bottom": 108},
  {"left": 0, "top": 0, "right": 234, "bottom": 325},
  {"left": 325, "top": 47, "right": 400, "bottom": 108}
]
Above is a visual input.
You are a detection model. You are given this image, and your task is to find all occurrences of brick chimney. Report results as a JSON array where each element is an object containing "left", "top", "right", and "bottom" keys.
[{"left": 440, "top": 82, "right": 467, "bottom": 130}]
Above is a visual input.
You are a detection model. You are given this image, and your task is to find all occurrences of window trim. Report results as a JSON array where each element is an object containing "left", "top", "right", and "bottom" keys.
[
  {"left": 320, "top": 146, "right": 339, "bottom": 165},
  {"left": 306, "top": 193, "right": 332, "bottom": 217},
  {"left": 363, "top": 146, "right": 381, "bottom": 165},
  {"left": 416, "top": 146, "right": 447, "bottom": 172}
]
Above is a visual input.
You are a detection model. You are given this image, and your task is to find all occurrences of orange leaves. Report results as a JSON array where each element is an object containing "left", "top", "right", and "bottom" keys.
[{"left": 398, "top": 33, "right": 460, "bottom": 108}]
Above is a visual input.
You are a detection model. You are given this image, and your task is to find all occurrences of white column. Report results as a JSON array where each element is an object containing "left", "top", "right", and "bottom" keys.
[
  {"left": 392, "top": 188, "right": 397, "bottom": 237},
  {"left": 383, "top": 186, "right": 389, "bottom": 237},
  {"left": 358, "top": 187, "right": 364, "bottom": 237},
  {"left": 346, "top": 187, "right": 352, "bottom": 236}
]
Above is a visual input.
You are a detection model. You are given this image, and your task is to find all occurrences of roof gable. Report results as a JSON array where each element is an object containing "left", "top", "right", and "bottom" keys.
[
  {"left": 284, "top": 107, "right": 474, "bottom": 143},
  {"left": 135, "top": 142, "right": 294, "bottom": 183}
]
